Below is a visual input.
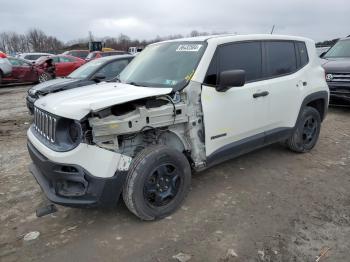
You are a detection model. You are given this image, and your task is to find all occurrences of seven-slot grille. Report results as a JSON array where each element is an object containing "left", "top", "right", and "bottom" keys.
[
  {"left": 329, "top": 73, "right": 350, "bottom": 83},
  {"left": 34, "top": 107, "right": 57, "bottom": 143}
]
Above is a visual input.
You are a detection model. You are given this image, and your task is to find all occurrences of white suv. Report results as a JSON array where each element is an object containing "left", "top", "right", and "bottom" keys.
[{"left": 27, "top": 34, "right": 329, "bottom": 220}]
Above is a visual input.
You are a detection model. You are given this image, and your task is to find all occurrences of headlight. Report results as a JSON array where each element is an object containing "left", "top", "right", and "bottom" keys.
[
  {"left": 68, "top": 121, "right": 82, "bottom": 144},
  {"left": 29, "top": 89, "right": 37, "bottom": 96}
]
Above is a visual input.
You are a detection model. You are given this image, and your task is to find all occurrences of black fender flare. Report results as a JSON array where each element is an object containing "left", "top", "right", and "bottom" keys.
[{"left": 295, "top": 91, "right": 329, "bottom": 127}]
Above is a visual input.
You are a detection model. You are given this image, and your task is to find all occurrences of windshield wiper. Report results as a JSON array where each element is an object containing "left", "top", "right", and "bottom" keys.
[
  {"left": 126, "top": 81, "right": 143, "bottom": 86},
  {"left": 107, "top": 75, "right": 121, "bottom": 83}
]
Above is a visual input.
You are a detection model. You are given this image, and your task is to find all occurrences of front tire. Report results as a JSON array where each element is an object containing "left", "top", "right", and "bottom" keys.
[
  {"left": 38, "top": 72, "right": 51, "bottom": 83},
  {"left": 123, "top": 145, "right": 191, "bottom": 220},
  {"left": 286, "top": 106, "right": 321, "bottom": 153}
]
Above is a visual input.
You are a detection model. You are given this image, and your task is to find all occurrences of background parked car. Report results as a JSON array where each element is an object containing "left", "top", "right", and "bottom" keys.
[
  {"left": 62, "top": 50, "right": 90, "bottom": 60},
  {"left": 26, "top": 54, "right": 134, "bottom": 113},
  {"left": 37, "top": 54, "right": 85, "bottom": 77},
  {"left": 321, "top": 36, "right": 350, "bottom": 105},
  {"left": 85, "top": 50, "right": 129, "bottom": 61},
  {"left": 0, "top": 52, "right": 12, "bottom": 84},
  {"left": 1, "top": 57, "right": 51, "bottom": 85},
  {"left": 17, "top": 52, "right": 52, "bottom": 62}
]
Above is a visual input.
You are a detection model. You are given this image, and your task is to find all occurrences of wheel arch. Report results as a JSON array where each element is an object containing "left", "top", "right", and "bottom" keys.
[
  {"left": 157, "top": 130, "right": 189, "bottom": 153},
  {"left": 296, "top": 91, "right": 329, "bottom": 125}
]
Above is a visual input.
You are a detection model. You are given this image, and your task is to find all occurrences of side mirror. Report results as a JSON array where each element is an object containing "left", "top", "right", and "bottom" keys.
[
  {"left": 92, "top": 73, "right": 106, "bottom": 82},
  {"left": 216, "top": 70, "right": 246, "bottom": 92}
]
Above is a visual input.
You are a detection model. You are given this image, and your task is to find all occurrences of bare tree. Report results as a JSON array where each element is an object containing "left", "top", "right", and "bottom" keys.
[
  {"left": 27, "top": 29, "right": 47, "bottom": 51},
  {"left": 26, "top": 29, "right": 63, "bottom": 52},
  {"left": 0, "top": 32, "right": 9, "bottom": 52}
]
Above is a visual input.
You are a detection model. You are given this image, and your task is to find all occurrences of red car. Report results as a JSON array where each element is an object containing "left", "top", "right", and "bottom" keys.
[
  {"left": 85, "top": 51, "right": 129, "bottom": 61},
  {"left": 1, "top": 57, "right": 49, "bottom": 84},
  {"left": 37, "top": 55, "right": 85, "bottom": 77}
]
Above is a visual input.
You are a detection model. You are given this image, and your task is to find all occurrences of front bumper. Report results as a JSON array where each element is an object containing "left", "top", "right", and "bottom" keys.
[
  {"left": 27, "top": 127, "right": 132, "bottom": 207},
  {"left": 28, "top": 141, "right": 127, "bottom": 207},
  {"left": 328, "top": 82, "right": 350, "bottom": 104}
]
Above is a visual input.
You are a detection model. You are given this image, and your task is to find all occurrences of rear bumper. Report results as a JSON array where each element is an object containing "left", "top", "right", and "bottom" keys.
[{"left": 28, "top": 141, "right": 127, "bottom": 207}]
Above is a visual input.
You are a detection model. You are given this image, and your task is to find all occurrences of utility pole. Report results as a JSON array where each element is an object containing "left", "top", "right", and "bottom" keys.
[{"left": 88, "top": 31, "right": 94, "bottom": 42}]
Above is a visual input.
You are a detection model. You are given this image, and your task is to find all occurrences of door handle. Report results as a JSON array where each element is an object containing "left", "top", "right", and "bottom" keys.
[{"left": 253, "top": 91, "right": 269, "bottom": 98}]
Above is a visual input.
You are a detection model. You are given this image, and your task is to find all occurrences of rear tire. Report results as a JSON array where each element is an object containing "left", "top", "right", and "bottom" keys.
[
  {"left": 286, "top": 106, "right": 321, "bottom": 153},
  {"left": 123, "top": 145, "right": 191, "bottom": 220}
]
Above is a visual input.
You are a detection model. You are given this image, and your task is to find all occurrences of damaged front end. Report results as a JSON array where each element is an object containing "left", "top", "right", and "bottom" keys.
[
  {"left": 27, "top": 81, "right": 207, "bottom": 208},
  {"left": 86, "top": 82, "right": 207, "bottom": 170}
]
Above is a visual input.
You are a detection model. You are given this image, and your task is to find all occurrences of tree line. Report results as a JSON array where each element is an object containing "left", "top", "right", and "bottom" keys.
[
  {"left": 1, "top": 28, "right": 348, "bottom": 54},
  {"left": 0, "top": 29, "right": 63, "bottom": 54},
  {"left": 0, "top": 29, "right": 221, "bottom": 54}
]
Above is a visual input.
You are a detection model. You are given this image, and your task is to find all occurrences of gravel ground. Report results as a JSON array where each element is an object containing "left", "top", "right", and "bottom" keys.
[{"left": 0, "top": 85, "right": 349, "bottom": 262}]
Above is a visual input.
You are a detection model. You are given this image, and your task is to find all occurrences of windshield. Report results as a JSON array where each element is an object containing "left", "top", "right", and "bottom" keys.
[
  {"left": 119, "top": 41, "right": 206, "bottom": 89},
  {"left": 324, "top": 39, "right": 350, "bottom": 58},
  {"left": 68, "top": 59, "right": 104, "bottom": 79},
  {"left": 86, "top": 52, "right": 97, "bottom": 60}
]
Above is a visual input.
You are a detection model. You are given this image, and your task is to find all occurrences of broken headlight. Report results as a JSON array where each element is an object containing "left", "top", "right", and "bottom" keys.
[{"left": 55, "top": 119, "right": 83, "bottom": 150}]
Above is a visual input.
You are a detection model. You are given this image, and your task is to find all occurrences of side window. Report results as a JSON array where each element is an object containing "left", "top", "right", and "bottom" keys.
[
  {"left": 60, "top": 56, "right": 74, "bottom": 63},
  {"left": 96, "top": 60, "right": 129, "bottom": 79},
  {"left": 20, "top": 60, "right": 31, "bottom": 67},
  {"left": 218, "top": 42, "right": 262, "bottom": 82},
  {"left": 8, "top": 58, "right": 21, "bottom": 66},
  {"left": 52, "top": 57, "right": 60, "bottom": 63},
  {"left": 296, "top": 42, "right": 309, "bottom": 68},
  {"left": 265, "top": 41, "right": 297, "bottom": 77}
]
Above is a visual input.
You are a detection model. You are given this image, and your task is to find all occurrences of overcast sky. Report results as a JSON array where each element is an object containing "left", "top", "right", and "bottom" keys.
[{"left": 1, "top": 0, "right": 349, "bottom": 42}]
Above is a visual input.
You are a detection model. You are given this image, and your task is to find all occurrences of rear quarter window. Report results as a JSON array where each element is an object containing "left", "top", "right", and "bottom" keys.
[{"left": 296, "top": 42, "right": 309, "bottom": 68}]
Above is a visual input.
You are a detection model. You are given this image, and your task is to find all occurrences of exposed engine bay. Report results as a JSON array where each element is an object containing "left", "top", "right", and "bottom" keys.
[{"left": 87, "top": 82, "right": 206, "bottom": 169}]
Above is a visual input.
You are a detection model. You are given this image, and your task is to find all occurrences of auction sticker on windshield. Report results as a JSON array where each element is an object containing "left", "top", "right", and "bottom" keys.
[{"left": 176, "top": 44, "right": 202, "bottom": 52}]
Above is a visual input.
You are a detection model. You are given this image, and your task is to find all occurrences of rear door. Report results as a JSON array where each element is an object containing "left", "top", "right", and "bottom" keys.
[
  {"left": 201, "top": 41, "right": 269, "bottom": 157},
  {"left": 57, "top": 56, "right": 76, "bottom": 76},
  {"left": 7, "top": 58, "right": 23, "bottom": 81},
  {"left": 262, "top": 41, "right": 308, "bottom": 139},
  {"left": 8, "top": 58, "right": 36, "bottom": 82}
]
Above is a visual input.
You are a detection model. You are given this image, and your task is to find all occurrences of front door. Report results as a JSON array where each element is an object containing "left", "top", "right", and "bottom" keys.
[
  {"left": 201, "top": 41, "right": 269, "bottom": 158},
  {"left": 7, "top": 58, "right": 37, "bottom": 83}
]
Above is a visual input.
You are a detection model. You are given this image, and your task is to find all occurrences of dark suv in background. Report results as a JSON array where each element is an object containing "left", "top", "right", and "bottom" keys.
[{"left": 321, "top": 37, "right": 350, "bottom": 105}]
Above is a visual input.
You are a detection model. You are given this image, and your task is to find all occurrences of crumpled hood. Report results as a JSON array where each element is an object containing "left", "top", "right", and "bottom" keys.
[
  {"left": 30, "top": 78, "right": 81, "bottom": 95},
  {"left": 322, "top": 57, "right": 350, "bottom": 73},
  {"left": 34, "top": 82, "right": 173, "bottom": 120}
]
